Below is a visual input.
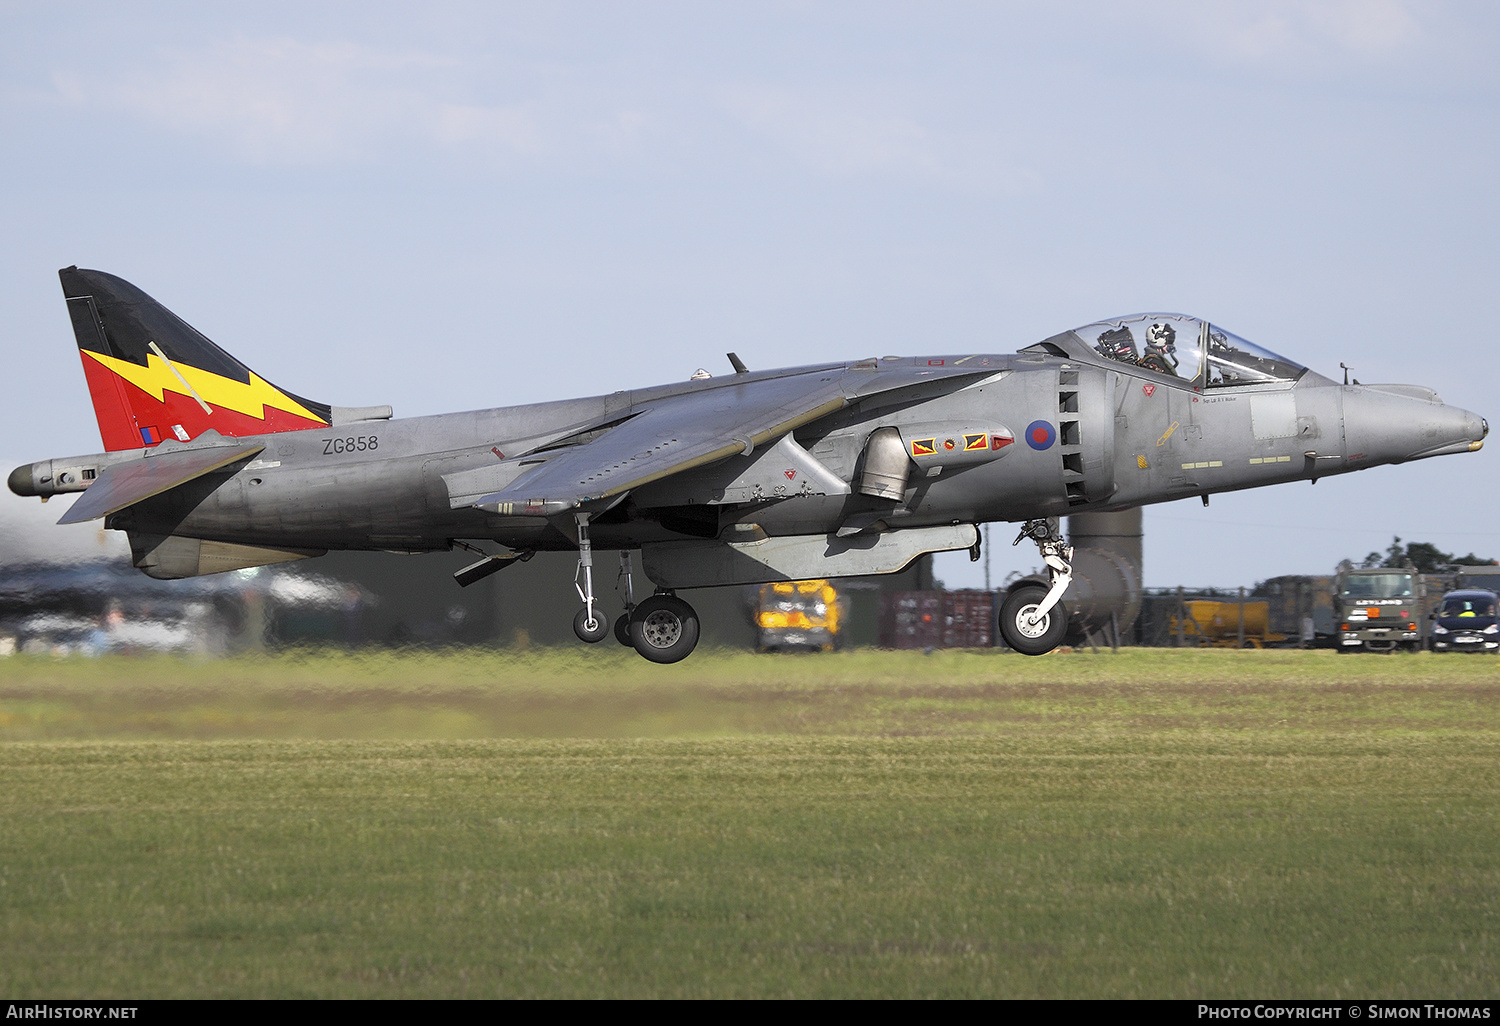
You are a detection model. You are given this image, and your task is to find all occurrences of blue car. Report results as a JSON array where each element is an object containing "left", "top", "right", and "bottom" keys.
[{"left": 1430, "top": 589, "right": 1500, "bottom": 653}]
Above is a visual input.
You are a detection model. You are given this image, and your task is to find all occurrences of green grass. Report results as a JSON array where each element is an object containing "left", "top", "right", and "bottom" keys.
[
  {"left": 2, "top": 645, "right": 1497, "bottom": 739},
  {"left": 0, "top": 648, "right": 1496, "bottom": 997}
]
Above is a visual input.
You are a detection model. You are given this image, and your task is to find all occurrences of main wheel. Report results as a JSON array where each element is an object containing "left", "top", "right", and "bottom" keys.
[
  {"left": 999, "top": 584, "right": 1067, "bottom": 656},
  {"left": 629, "top": 595, "right": 700, "bottom": 664},
  {"left": 573, "top": 607, "right": 609, "bottom": 643},
  {"left": 614, "top": 612, "right": 633, "bottom": 647}
]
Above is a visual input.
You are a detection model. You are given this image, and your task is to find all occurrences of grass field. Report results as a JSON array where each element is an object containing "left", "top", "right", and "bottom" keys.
[{"left": 1, "top": 647, "right": 1497, "bottom": 997}]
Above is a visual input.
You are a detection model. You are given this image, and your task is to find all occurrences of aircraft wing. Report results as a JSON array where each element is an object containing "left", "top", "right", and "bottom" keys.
[
  {"left": 473, "top": 361, "right": 997, "bottom": 516},
  {"left": 474, "top": 371, "right": 848, "bottom": 516},
  {"left": 57, "top": 442, "right": 264, "bottom": 525}
]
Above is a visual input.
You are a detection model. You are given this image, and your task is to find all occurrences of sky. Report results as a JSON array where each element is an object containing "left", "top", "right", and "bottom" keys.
[{"left": 2, "top": 0, "right": 1498, "bottom": 589}]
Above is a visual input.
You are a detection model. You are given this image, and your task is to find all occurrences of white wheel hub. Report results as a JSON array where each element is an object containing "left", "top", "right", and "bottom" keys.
[{"left": 1015, "top": 604, "right": 1051, "bottom": 639}]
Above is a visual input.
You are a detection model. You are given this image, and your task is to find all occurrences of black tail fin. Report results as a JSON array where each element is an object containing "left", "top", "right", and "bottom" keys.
[{"left": 61, "top": 267, "right": 332, "bottom": 451}]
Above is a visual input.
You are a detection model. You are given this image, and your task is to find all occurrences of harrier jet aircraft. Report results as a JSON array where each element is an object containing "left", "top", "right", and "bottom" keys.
[{"left": 9, "top": 268, "right": 1488, "bottom": 662}]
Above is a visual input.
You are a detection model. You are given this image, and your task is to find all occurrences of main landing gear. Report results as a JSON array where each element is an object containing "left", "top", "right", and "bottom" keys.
[
  {"left": 571, "top": 516, "right": 700, "bottom": 664},
  {"left": 999, "top": 518, "right": 1074, "bottom": 656}
]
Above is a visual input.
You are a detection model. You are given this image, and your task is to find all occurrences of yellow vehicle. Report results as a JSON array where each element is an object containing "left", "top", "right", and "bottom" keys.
[
  {"left": 754, "top": 580, "right": 843, "bottom": 651},
  {"left": 1169, "top": 598, "right": 1287, "bottom": 648}
]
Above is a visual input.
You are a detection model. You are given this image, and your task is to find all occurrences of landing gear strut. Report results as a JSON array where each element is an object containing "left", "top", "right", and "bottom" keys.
[
  {"left": 614, "top": 551, "right": 636, "bottom": 646},
  {"left": 573, "top": 536, "right": 700, "bottom": 662},
  {"left": 571, "top": 513, "right": 608, "bottom": 643},
  {"left": 999, "top": 518, "right": 1073, "bottom": 655}
]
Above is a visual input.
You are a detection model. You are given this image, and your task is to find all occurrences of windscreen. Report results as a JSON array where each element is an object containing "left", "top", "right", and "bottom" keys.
[
  {"left": 1340, "top": 574, "right": 1414, "bottom": 600},
  {"left": 1205, "top": 326, "right": 1306, "bottom": 388},
  {"left": 1441, "top": 595, "right": 1498, "bottom": 618}
]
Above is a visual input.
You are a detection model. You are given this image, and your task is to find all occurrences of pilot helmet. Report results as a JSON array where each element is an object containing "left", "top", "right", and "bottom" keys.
[{"left": 1146, "top": 322, "right": 1177, "bottom": 353}]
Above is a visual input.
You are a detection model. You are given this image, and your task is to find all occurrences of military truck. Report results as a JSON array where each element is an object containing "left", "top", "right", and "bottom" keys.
[{"left": 1333, "top": 566, "right": 1425, "bottom": 653}]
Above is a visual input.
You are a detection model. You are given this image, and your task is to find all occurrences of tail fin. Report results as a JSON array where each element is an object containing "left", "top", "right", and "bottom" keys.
[{"left": 60, "top": 267, "right": 334, "bottom": 451}]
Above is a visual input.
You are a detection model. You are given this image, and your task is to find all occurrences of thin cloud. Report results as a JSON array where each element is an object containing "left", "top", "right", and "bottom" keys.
[
  {"left": 722, "top": 84, "right": 1038, "bottom": 193},
  {"left": 52, "top": 35, "right": 538, "bottom": 165},
  {"left": 1127, "top": 0, "right": 1426, "bottom": 67}
]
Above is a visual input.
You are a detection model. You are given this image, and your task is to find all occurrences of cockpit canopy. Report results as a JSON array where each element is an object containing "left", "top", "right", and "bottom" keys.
[{"left": 1039, "top": 313, "right": 1307, "bottom": 389}]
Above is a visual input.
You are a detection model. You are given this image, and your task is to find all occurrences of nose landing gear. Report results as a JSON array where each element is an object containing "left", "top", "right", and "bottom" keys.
[{"left": 1000, "top": 517, "right": 1074, "bottom": 655}]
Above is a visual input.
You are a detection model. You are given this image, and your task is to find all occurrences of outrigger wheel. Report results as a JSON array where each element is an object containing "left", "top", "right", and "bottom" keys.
[{"left": 628, "top": 594, "right": 700, "bottom": 664}]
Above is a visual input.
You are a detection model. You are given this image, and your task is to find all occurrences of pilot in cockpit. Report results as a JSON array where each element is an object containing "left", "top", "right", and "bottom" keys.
[
  {"left": 1140, "top": 322, "right": 1180, "bottom": 377},
  {"left": 1095, "top": 326, "right": 1138, "bottom": 363}
]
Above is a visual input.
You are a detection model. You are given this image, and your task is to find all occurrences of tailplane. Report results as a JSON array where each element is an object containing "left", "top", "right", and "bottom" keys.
[{"left": 61, "top": 267, "right": 336, "bottom": 451}]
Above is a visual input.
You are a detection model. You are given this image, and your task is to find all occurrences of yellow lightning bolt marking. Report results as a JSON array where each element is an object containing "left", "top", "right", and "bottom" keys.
[{"left": 83, "top": 350, "right": 325, "bottom": 424}]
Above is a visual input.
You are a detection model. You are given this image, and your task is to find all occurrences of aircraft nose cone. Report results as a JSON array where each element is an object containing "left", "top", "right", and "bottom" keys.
[
  {"left": 8, "top": 463, "right": 36, "bottom": 497},
  {"left": 1343, "top": 386, "right": 1486, "bottom": 463},
  {"left": 1454, "top": 407, "right": 1487, "bottom": 452}
]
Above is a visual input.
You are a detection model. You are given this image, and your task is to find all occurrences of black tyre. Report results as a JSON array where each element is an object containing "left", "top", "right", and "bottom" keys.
[
  {"left": 614, "top": 612, "right": 633, "bottom": 647},
  {"left": 998, "top": 584, "right": 1067, "bottom": 656},
  {"left": 629, "top": 595, "right": 700, "bottom": 664},
  {"left": 573, "top": 607, "right": 609, "bottom": 644}
]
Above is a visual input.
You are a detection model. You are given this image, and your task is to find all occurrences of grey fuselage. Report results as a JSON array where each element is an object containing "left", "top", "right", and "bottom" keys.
[{"left": 18, "top": 331, "right": 1487, "bottom": 574}]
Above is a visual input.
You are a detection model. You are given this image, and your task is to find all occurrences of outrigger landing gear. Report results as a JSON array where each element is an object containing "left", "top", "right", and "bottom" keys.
[
  {"left": 999, "top": 517, "right": 1074, "bottom": 655},
  {"left": 571, "top": 513, "right": 608, "bottom": 643}
]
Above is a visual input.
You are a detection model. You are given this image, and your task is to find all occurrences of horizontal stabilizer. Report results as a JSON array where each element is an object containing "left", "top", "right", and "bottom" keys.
[
  {"left": 57, "top": 443, "right": 264, "bottom": 525},
  {"left": 331, "top": 405, "right": 394, "bottom": 424}
]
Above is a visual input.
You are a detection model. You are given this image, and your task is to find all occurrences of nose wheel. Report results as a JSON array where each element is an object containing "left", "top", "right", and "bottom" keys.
[
  {"left": 999, "top": 583, "right": 1067, "bottom": 655},
  {"left": 1000, "top": 517, "right": 1074, "bottom": 655}
]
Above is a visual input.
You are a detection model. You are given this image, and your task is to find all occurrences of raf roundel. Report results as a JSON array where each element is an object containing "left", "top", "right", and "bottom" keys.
[{"left": 1024, "top": 420, "right": 1056, "bottom": 451}]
